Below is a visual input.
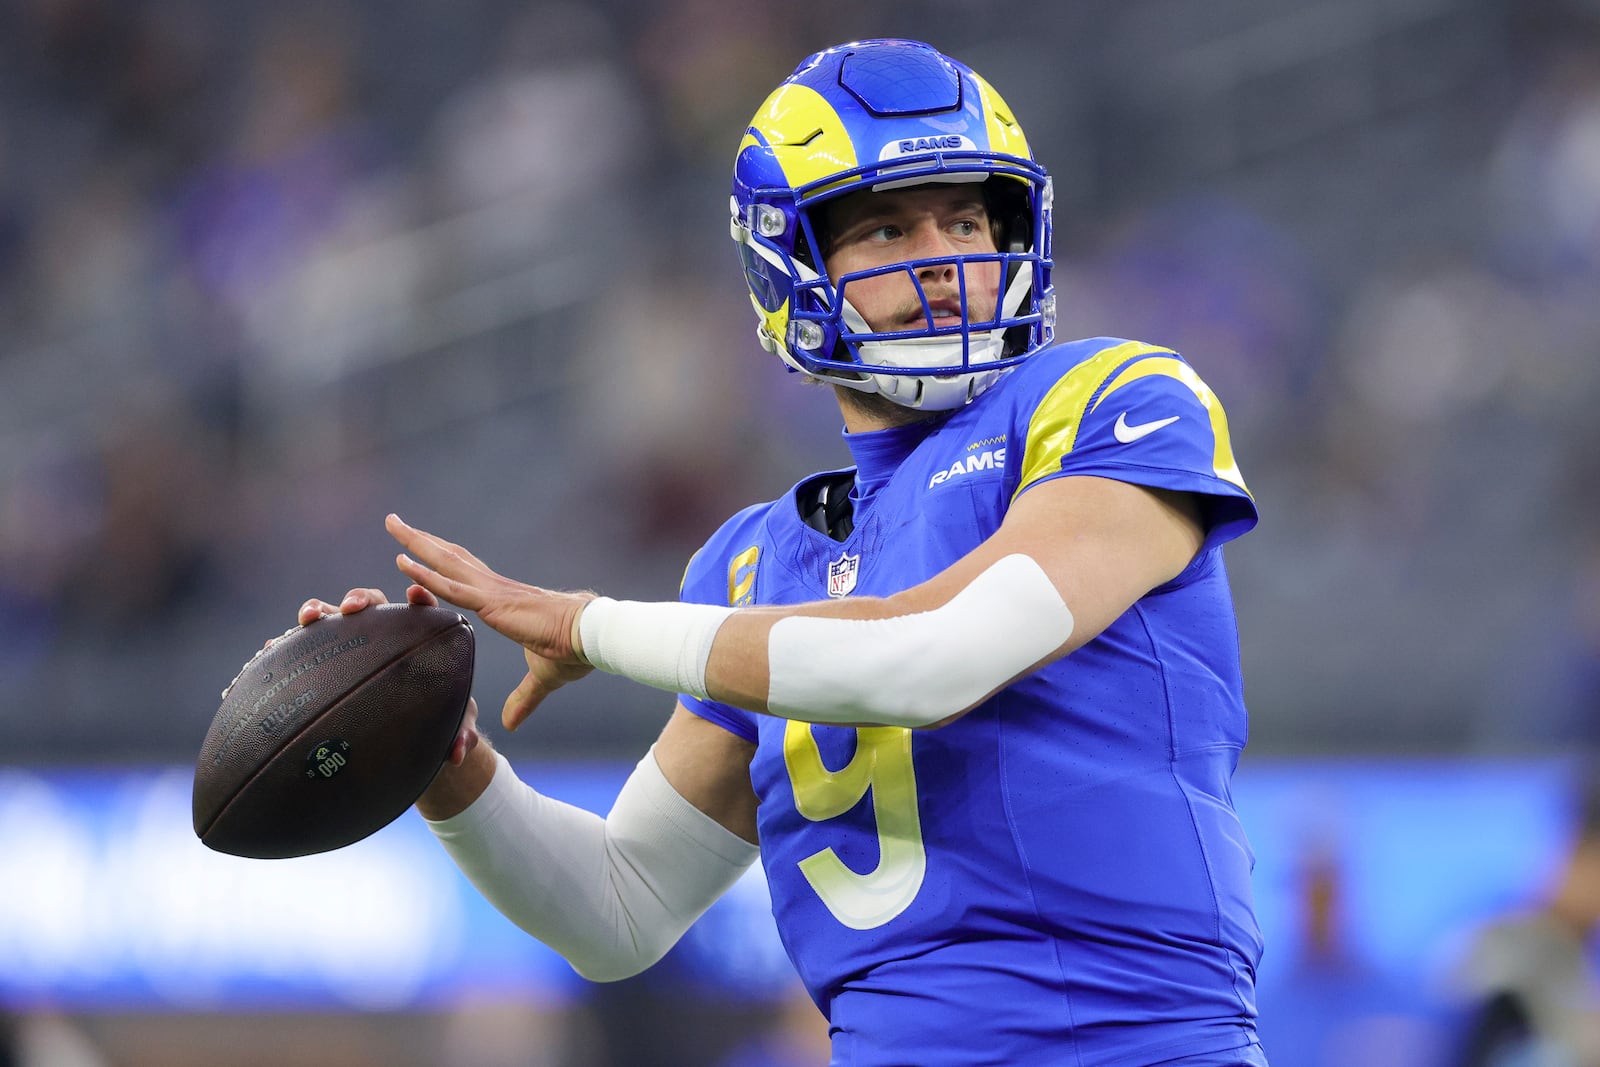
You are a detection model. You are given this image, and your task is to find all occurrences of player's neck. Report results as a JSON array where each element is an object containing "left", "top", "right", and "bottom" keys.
[{"left": 833, "top": 386, "right": 939, "bottom": 435}]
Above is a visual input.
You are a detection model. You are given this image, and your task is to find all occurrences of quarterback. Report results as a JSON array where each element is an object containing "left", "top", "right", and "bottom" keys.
[{"left": 302, "top": 39, "right": 1268, "bottom": 1066}]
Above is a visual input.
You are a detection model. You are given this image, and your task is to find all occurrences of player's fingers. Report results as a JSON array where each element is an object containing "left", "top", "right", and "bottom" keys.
[
  {"left": 445, "top": 698, "right": 477, "bottom": 764},
  {"left": 386, "top": 514, "right": 494, "bottom": 580},
  {"left": 396, "top": 552, "right": 489, "bottom": 612},
  {"left": 456, "top": 702, "right": 481, "bottom": 763},
  {"left": 338, "top": 587, "right": 389, "bottom": 613},
  {"left": 447, "top": 723, "right": 479, "bottom": 766},
  {"left": 502, "top": 672, "right": 543, "bottom": 732},
  {"left": 404, "top": 584, "right": 439, "bottom": 607},
  {"left": 298, "top": 599, "right": 336, "bottom": 625}
]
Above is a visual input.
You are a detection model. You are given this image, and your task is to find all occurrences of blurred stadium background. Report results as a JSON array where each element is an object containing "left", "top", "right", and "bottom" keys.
[{"left": 3, "top": 0, "right": 1600, "bottom": 1063}]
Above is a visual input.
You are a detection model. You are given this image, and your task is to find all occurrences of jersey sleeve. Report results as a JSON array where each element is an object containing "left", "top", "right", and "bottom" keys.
[
  {"left": 1011, "top": 340, "right": 1257, "bottom": 550},
  {"left": 673, "top": 508, "right": 765, "bottom": 744}
]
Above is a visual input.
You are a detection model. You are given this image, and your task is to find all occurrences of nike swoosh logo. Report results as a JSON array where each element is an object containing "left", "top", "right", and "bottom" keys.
[{"left": 1113, "top": 412, "right": 1180, "bottom": 443}]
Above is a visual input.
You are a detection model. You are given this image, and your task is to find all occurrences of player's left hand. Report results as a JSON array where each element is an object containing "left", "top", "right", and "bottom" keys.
[{"left": 386, "top": 513, "right": 595, "bottom": 730}]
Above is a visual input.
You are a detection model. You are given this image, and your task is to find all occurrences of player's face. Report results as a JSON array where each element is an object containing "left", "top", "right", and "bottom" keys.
[{"left": 821, "top": 185, "right": 1002, "bottom": 334}]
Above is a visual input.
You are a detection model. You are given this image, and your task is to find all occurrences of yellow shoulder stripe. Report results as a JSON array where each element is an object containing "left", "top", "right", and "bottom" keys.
[
  {"left": 1088, "top": 357, "right": 1248, "bottom": 494},
  {"left": 1014, "top": 341, "right": 1249, "bottom": 498},
  {"left": 1014, "top": 341, "right": 1174, "bottom": 496}
]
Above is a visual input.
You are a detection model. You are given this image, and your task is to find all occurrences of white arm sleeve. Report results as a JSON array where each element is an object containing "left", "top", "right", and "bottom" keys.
[
  {"left": 424, "top": 746, "right": 759, "bottom": 982},
  {"left": 577, "top": 553, "right": 1075, "bottom": 730},
  {"left": 767, "top": 553, "right": 1074, "bottom": 727}
]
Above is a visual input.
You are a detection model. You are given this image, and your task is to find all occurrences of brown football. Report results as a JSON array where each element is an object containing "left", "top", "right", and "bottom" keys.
[{"left": 193, "top": 603, "right": 474, "bottom": 859}]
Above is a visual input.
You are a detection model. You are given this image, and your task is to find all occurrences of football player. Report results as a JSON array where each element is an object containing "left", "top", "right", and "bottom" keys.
[{"left": 306, "top": 38, "right": 1268, "bottom": 1066}]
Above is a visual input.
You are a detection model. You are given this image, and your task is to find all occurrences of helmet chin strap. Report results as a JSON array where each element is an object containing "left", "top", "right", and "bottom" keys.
[{"left": 849, "top": 329, "right": 1006, "bottom": 408}]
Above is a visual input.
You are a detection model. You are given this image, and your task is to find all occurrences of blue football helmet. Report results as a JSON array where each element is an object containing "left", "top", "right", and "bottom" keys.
[{"left": 731, "top": 39, "right": 1055, "bottom": 410}]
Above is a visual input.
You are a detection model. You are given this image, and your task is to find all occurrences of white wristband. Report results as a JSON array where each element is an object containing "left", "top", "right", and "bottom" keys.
[{"left": 579, "top": 597, "right": 734, "bottom": 700}]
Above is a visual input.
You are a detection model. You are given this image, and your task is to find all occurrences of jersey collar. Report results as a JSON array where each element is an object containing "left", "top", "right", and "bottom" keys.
[{"left": 841, "top": 417, "right": 941, "bottom": 504}]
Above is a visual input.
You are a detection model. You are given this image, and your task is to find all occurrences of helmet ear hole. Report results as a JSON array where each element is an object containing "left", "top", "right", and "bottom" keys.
[
  {"left": 983, "top": 176, "right": 1032, "bottom": 254},
  {"left": 791, "top": 231, "right": 820, "bottom": 273},
  {"left": 985, "top": 177, "right": 1034, "bottom": 360}
]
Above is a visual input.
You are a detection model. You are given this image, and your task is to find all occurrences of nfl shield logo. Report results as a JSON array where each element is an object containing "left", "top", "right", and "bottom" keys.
[{"left": 827, "top": 552, "right": 860, "bottom": 598}]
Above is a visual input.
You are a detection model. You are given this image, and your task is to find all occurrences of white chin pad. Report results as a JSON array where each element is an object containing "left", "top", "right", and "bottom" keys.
[{"left": 766, "top": 553, "right": 1074, "bottom": 727}]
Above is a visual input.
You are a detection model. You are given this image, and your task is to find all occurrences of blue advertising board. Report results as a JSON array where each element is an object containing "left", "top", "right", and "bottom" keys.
[{"left": 0, "top": 758, "right": 1580, "bottom": 1016}]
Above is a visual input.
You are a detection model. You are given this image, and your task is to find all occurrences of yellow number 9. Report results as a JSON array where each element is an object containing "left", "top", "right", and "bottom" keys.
[{"left": 782, "top": 722, "right": 926, "bottom": 930}]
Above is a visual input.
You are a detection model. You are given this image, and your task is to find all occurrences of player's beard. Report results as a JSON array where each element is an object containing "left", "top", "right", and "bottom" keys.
[{"left": 834, "top": 383, "right": 942, "bottom": 429}]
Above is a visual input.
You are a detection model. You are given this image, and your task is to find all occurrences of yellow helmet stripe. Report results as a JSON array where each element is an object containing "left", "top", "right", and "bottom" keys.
[
  {"left": 746, "top": 83, "right": 859, "bottom": 192},
  {"left": 748, "top": 293, "right": 789, "bottom": 353},
  {"left": 971, "top": 73, "right": 1030, "bottom": 158}
]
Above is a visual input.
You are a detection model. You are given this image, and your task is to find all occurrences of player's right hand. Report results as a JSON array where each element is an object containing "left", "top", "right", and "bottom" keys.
[{"left": 383, "top": 514, "right": 596, "bottom": 732}]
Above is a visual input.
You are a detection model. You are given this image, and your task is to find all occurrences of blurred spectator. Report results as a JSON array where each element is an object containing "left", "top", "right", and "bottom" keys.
[
  {"left": 1452, "top": 776, "right": 1600, "bottom": 1066},
  {"left": 629, "top": 0, "right": 800, "bottom": 173},
  {"left": 437, "top": 999, "right": 603, "bottom": 1067},
  {"left": 1485, "top": 45, "right": 1600, "bottom": 288},
  {"left": 1057, "top": 193, "right": 1326, "bottom": 434},
  {"left": 0, "top": 387, "right": 227, "bottom": 635},
  {"left": 0, "top": 1010, "right": 107, "bottom": 1067},
  {"left": 570, "top": 256, "right": 780, "bottom": 558},
  {"left": 172, "top": 3, "right": 377, "bottom": 321},
  {"left": 713, "top": 981, "right": 831, "bottom": 1067},
  {"left": 1259, "top": 808, "right": 1449, "bottom": 1066},
  {"left": 426, "top": 3, "right": 640, "bottom": 262}
]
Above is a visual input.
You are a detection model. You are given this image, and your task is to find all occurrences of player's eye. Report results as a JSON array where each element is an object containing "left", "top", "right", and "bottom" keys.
[{"left": 950, "top": 219, "right": 980, "bottom": 237}]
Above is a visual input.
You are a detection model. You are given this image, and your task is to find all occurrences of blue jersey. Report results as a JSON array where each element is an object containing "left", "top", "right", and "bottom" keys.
[{"left": 679, "top": 338, "right": 1265, "bottom": 1067}]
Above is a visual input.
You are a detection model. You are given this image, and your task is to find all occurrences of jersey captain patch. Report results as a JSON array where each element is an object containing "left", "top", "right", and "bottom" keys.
[{"left": 727, "top": 545, "right": 761, "bottom": 607}]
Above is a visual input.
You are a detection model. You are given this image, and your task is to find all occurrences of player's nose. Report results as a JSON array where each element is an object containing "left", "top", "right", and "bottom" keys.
[
  {"left": 912, "top": 238, "right": 958, "bottom": 282},
  {"left": 907, "top": 219, "right": 961, "bottom": 260}
]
